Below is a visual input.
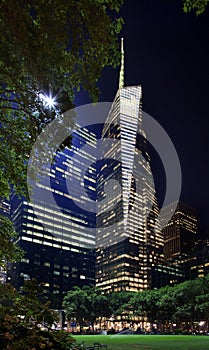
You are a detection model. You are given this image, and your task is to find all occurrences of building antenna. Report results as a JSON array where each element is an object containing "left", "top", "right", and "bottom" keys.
[{"left": 119, "top": 37, "right": 124, "bottom": 89}]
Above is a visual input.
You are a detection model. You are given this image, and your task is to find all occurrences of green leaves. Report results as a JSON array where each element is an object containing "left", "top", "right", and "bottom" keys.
[
  {"left": 62, "top": 276, "right": 209, "bottom": 330},
  {"left": 0, "top": 215, "right": 24, "bottom": 266},
  {"left": 63, "top": 286, "right": 113, "bottom": 326},
  {"left": 125, "top": 276, "right": 209, "bottom": 327},
  {"left": 0, "top": 280, "right": 79, "bottom": 349},
  {"left": 182, "top": 0, "right": 209, "bottom": 15}
]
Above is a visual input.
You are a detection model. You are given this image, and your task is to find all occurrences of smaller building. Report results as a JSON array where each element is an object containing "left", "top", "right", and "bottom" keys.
[
  {"left": 152, "top": 201, "right": 198, "bottom": 288},
  {"left": 190, "top": 227, "right": 209, "bottom": 279},
  {"left": 162, "top": 201, "right": 197, "bottom": 261}
]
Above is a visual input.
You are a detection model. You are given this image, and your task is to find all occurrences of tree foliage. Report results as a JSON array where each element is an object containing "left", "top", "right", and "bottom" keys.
[
  {"left": 108, "top": 290, "right": 135, "bottom": 319},
  {"left": 0, "top": 279, "right": 80, "bottom": 350},
  {"left": 0, "top": 0, "right": 123, "bottom": 198},
  {"left": 63, "top": 286, "right": 90, "bottom": 325},
  {"left": 183, "top": 0, "right": 209, "bottom": 15},
  {"left": 63, "top": 276, "right": 209, "bottom": 331},
  {"left": 128, "top": 275, "right": 209, "bottom": 329},
  {"left": 0, "top": 215, "right": 23, "bottom": 267},
  {"left": 63, "top": 286, "right": 112, "bottom": 328}
]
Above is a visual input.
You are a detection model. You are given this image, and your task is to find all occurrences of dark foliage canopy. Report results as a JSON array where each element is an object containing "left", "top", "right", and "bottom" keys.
[{"left": 0, "top": 0, "right": 123, "bottom": 198}]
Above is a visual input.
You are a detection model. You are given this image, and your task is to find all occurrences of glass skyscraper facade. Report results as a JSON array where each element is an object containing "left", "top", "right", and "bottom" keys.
[
  {"left": 9, "top": 126, "right": 97, "bottom": 308},
  {"left": 96, "top": 85, "right": 164, "bottom": 292}
]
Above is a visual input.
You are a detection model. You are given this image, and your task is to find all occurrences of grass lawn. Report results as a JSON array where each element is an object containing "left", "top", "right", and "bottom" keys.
[{"left": 73, "top": 334, "right": 209, "bottom": 350}]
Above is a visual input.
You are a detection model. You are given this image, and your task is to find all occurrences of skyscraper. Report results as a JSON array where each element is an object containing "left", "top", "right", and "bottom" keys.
[
  {"left": 9, "top": 126, "right": 97, "bottom": 308},
  {"left": 95, "top": 40, "right": 164, "bottom": 292}
]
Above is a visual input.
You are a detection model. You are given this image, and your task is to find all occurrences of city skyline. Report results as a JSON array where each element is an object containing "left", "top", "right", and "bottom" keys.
[
  {"left": 8, "top": 66, "right": 207, "bottom": 309},
  {"left": 5, "top": 2, "right": 209, "bottom": 314},
  {"left": 2, "top": 2, "right": 209, "bottom": 343},
  {"left": 9, "top": 47, "right": 180, "bottom": 302}
]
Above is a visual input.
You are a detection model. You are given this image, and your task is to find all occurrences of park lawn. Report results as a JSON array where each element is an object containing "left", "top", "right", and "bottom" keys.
[{"left": 73, "top": 334, "right": 209, "bottom": 350}]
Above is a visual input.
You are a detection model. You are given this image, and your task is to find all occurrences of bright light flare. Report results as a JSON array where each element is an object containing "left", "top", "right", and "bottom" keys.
[{"left": 39, "top": 93, "right": 57, "bottom": 109}]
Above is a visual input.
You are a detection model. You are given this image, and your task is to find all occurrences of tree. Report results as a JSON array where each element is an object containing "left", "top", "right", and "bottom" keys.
[
  {"left": 194, "top": 275, "right": 209, "bottom": 331},
  {"left": 62, "top": 277, "right": 209, "bottom": 333},
  {"left": 156, "top": 285, "right": 176, "bottom": 328},
  {"left": 156, "top": 277, "right": 209, "bottom": 330},
  {"left": 0, "top": 0, "right": 123, "bottom": 199},
  {"left": 63, "top": 286, "right": 111, "bottom": 330},
  {"left": 63, "top": 286, "right": 90, "bottom": 329},
  {"left": 87, "top": 287, "right": 111, "bottom": 329},
  {"left": 109, "top": 290, "right": 135, "bottom": 318},
  {"left": 0, "top": 279, "right": 80, "bottom": 350},
  {"left": 128, "top": 277, "right": 209, "bottom": 331},
  {"left": 0, "top": 215, "right": 23, "bottom": 267},
  {"left": 182, "top": 0, "right": 209, "bottom": 15},
  {"left": 128, "top": 291, "right": 147, "bottom": 326},
  {"left": 170, "top": 279, "right": 201, "bottom": 327}
]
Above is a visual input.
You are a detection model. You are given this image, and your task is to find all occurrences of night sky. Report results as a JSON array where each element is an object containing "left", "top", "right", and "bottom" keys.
[{"left": 76, "top": 0, "right": 209, "bottom": 231}]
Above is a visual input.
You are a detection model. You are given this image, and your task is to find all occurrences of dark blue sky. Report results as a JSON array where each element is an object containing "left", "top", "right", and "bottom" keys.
[{"left": 76, "top": 0, "right": 209, "bottom": 230}]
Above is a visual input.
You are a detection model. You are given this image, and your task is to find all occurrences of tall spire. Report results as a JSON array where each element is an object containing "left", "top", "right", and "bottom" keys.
[{"left": 119, "top": 37, "right": 124, "bottom": 89}]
